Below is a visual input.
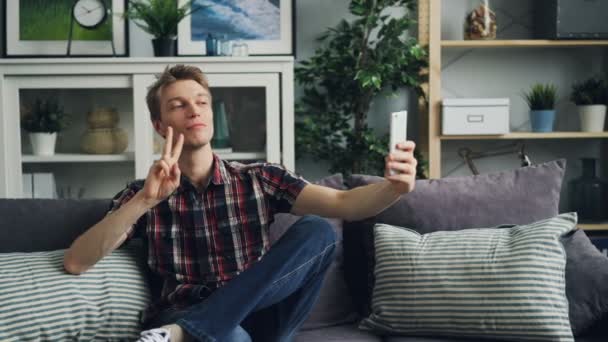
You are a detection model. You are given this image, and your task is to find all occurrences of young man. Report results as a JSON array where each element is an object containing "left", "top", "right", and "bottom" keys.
[{"left": 63, "top": 65, "right": 417, "bottom": 342}]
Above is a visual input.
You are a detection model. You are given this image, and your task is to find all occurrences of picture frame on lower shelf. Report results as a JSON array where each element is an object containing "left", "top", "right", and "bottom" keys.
[
  {"left": 3, "top": 0, "right": 128, "bottom": 57},
  {"left": 177, "top": 0, "right": 294, "bottom": 56}
]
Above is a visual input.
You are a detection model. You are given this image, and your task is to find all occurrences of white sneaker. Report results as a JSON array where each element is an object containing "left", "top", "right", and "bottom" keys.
[{"left": 136, "top": 328, "right": 171, "bottom": 342}]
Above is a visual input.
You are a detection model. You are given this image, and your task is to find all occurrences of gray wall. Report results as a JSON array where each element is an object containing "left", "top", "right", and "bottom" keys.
[{"left": 3, "top": 1, "right": 604, "bottom": 197}]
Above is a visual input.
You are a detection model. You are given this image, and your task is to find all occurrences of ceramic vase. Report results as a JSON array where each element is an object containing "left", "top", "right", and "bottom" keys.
[
  {"left": 578, "top": 104, "right": 606, "bottom": 132},
  {"left": 569, "top": 158, "right": 607, "bottom": 222},
  {"left": 29, "top": 132, "right": 57, "bottom": 156},
  {"left": 530, "top": 110, "right": 555, "bottom": 132}
]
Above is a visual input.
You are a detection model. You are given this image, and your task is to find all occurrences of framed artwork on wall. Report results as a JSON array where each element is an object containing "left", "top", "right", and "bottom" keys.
[
  {"left": 3, "top": 0, "right": 128, "bottom": 57},
  {"left": 177, "top": 0, "right": 294, "bottom": 56}
]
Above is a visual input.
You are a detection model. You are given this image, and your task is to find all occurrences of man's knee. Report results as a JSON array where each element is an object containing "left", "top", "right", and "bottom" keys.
[{"left": 294, "top": 215, "right": 337, "bottom": 248}]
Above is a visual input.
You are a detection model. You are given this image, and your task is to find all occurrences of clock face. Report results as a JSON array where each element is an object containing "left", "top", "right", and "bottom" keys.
[{"left": 72, "top": 0, "right": 108, "bottom": 29}]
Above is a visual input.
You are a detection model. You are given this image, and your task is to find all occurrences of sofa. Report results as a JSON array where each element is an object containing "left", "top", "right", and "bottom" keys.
[{"left": 1, "top": 159, "right": 608, "bottom": 342}]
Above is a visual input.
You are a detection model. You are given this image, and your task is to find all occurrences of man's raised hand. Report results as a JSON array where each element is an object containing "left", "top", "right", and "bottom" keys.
[{"left": 141, "top": 126, "right": 184, "bottom": 207}]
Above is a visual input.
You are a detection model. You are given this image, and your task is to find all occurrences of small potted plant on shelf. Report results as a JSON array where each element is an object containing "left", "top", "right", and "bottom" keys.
[
  {"left": 123, "top": 0, "right": 205, "bottom": 57},
  {"left": 523, "top": 83, "right": 558, "bottom": 132},
  {"left": 21, "top": 98, "right": 69, "bottom": 156},
  {"left": 570, "top": 77, "right": 607, "bottom": 132}
]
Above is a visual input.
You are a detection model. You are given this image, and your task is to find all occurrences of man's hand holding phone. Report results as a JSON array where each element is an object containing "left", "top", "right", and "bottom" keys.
[{"left": 385, "top": 111, "right": 417, "bottom": 194}]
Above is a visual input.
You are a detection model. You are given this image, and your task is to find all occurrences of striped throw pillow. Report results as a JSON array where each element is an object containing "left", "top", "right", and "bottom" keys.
[
  {"left": 361, "top": 213, "right": 577, "bottom": 342},
  {"left": 0, "top": 246, "right": 151, "bottom": 341}
]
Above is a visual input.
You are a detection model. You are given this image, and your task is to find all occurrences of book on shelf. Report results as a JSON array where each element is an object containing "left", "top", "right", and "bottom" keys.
[{"left": 22, "top": 173, "right": 57, "bottom": 199}]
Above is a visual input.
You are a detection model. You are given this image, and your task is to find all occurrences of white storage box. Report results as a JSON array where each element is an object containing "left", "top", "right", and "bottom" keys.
[{"left": 442, "top": 98, "right": 510, "bottom": 135}]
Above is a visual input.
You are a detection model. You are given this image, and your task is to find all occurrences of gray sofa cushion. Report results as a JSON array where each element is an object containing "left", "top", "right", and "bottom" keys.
[
  {"left": 0, "top": 246, "right": 150, "bottom": 341},
  {"left": 294, "top": 323, "right": 382, "bottom": 342},
  {"left": 346, "top": 159, "right": 566, "bottom": 233},
  {"left": 562, "top": 230, "right": 608, "bottom": 335},
  {"left": 384, "top": 336, "right": 496, "bottom": 342},
  {"left": 0, "top": 199, "right": 110, "bottom": 253},
  {"left": 270, "top": 173, "right": 359, "bottom": 330},
  {"left": 361, "top": 215, "right": 576, "bottom": 341}
]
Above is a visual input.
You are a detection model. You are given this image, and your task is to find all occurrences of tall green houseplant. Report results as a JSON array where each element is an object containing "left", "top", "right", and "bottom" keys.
[{"left": 295, "top": 0, "right": 427, "bottom": 176}]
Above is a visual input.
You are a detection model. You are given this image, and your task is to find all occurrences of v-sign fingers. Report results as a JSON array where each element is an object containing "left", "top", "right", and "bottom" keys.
[
  {"left": 163, "top": 126, "right": 173, "bottom": 159},
  {"left": 172, "top": 133, "right": 184, "bottom": 162}
]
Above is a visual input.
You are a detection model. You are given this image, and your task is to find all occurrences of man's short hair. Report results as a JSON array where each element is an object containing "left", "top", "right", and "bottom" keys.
[{"left": 146, "top": 64, "right": 211, "bottom": 121}]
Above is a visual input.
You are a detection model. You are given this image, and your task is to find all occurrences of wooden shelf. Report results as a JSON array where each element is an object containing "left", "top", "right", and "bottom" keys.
[
  {"left": 578, "top": 223, "right": 608, "bottom": 231},
  {"left": 442, "top": 40, "right": 608, "bottom": 48},
  {"left": 22, "top": 152, "right": 135, "bottom": 163},
  {"left": 440, "top": 132, "right": 608, "bottom": 140}
]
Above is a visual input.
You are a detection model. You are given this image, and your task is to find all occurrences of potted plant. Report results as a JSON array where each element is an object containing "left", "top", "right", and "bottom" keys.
[
  {"left": 570, "top": 77, "right": 607, "bottom": 132},
  {"left": 21, "top": 98, "right": 69, "bottom": 156},
  {"left": 295, "top": 0, "right": 428, "bottom": 176},
  {"left": 523, "top": 83, "right": 558, "bottom": 132},
  {"left": 124, "top": 0, "right": 205, "bottom": 56}
]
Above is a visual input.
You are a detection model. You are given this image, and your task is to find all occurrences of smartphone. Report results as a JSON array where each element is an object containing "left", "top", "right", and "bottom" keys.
[{"left": 389, "top": 111, "right": 408, "bottom": 176}]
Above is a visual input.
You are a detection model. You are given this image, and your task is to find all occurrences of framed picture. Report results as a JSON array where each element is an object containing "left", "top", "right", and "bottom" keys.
[
  {"left": 3, "top": 0, "right": 128, "bottom": 57},
  {"left": 178, "top": 0, "right": 294, "bottom": 56}
]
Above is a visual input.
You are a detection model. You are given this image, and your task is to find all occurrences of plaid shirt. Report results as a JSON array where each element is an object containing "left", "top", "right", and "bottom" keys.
[{"left": 109, "top": 154, "right": 308, "bottom": 316}]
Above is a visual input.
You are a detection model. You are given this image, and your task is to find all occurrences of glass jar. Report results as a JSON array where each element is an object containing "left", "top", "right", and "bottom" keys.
[
  {"left": 569, "top": 158, "right": 608, "bottom": 222},
  {"left": 464, "top": 0, "right": 497, "bottom": 40},
  {"left": 232, "top": 40, "right": 249, "bottom": 57}
]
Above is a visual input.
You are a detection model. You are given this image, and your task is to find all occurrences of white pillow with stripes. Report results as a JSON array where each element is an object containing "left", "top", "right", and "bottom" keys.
[
  {"left": 0, "top": 246, "right": 151, "bottom": 342},
  {"left": 361, "top": 213, "right": 577, "bottom": 342}
]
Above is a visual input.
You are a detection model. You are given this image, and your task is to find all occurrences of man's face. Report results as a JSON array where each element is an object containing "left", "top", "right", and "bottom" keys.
[{"left": 155, "top": 79, "right": 214, "bottom": 150}]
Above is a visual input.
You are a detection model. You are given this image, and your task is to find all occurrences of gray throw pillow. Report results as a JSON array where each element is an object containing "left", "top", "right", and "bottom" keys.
[
  {"left": 561, "top": 230, "right": 608, "bottom": 336},
  {"left": 270, "top": 173, "right": 358, "bottom": 330},
  {"left": 347, "top": 159, "right": 566, "bottom": 232},
  {"left": 362, "top": 214, "right": 577, "bottom": 342},
  {"left": 343, "top": 160, "right": 566, "bottom": 318},
  {"left": 0, "top": 246, "right": 150, "bottom": 341}
]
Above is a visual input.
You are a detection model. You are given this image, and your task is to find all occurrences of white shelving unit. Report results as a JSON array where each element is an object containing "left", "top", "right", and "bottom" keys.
[{"left": 0, "top": 57, "right": 295, "bottom": 199}]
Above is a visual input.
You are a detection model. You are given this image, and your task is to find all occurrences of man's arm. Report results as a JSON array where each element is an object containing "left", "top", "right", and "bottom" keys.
[
  {"left": 291, "top": 141, "right": 417, "bottom": 221},
  {"left": 290, "top": 181, "right": 401, "bottom": 221},
  {"left": 64, "top": 127, "right": 184, "bottom": 275},
  {"left": 63, "top": 192, "right": 153, "bottom": 275}
]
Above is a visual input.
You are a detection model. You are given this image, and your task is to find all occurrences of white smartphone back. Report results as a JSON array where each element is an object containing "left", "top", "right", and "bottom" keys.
[{"left": 389, "top": 111, "right": 408, "bottom": 175}]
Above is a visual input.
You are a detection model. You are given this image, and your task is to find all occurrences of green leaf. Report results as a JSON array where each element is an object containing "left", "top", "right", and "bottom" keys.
[{"left": 295, "top": 0, "right": 427, "bottom": 176}]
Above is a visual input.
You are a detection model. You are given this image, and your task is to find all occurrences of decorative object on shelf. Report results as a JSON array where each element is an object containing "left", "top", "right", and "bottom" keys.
[
  {"left": 67, "top": 0, "right": 117, "bottom": 56},
  {"left": 570, "top": 77, "right": 607, "bottom": 132},
  {"left": 153, "top": 133, "right": 164, "bottom": 154},
  {"left": 123, "top": 0, "right": 205, "bottom": 57},
  {"left": 21, "top": 98, "right": 69, "bottom": 156},
  {"left": 458, "top": 141, "right": 532, "bottom": 175},
  {"left": 81, "top": 108, "right": 128, "bottom": 154},
  {"left": 178, "top": 0, "right": 293, "bottom": 56},
  {"left": 211, "top": 101, "right": 231, "bottom": 149},
  {"left": 295, "top": 0, "right": 428, "bottom": 176},
  {"left": 231, "top": 40, "right": 249, "bottom": 57},
  {"left": 219, "top": 34, "right": 232, "bottom": 56},
  {"left": 533, "top": 0, "right": 608, "bottom": 40},
  {"left": 4, "top": 0, "right": 127, "bottom": 57},
  {"left": 569, "top": 158, "right": 607, "bottom": 222},
  {"left": 523, "top": 83, "right": 558, "bottom": 132},
  {"left": 205, "top": 33, "right": 218, "bottom": 56},
  {"left": 442, "top": 98, "right": 510, "bottom": 135},
  {"left": 464, "top": 0, "right": 497, "bottom": 40}
]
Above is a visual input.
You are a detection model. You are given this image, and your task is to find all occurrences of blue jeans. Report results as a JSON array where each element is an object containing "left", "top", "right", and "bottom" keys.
[{"left": 145, "top": 215, "right": 337, "bottom": 342}]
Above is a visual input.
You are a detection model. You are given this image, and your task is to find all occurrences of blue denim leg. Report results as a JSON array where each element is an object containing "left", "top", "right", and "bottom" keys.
[{"left": 173, "top": 215, "right": 337, "bottom": 342}]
